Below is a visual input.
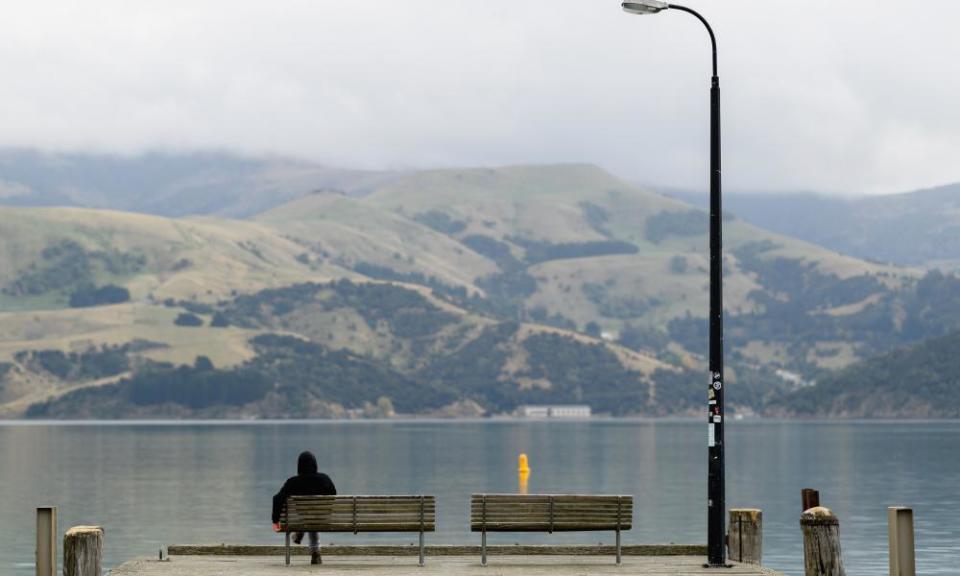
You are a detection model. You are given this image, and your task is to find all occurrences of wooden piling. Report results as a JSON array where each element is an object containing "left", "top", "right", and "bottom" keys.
[
  {"left": 36, "top": 507, "right": 57, "bottom": 576},
  {"left": 728, "top": 508, "right": 762, "bottom": 564},
  {"left": 800, "top": 506, "right": 845, "bottom": 576},
  {"left": 888, "top": 507, "right": 916, "bottom": 576},
  {"left": 802, "top": 489, "right": 820, "bottom": 512},
  {"left": 64, "top": 526, "right": 103, "bottom": 576}
]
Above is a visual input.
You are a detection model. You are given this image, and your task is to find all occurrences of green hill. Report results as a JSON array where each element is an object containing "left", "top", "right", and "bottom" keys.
[
  {"left": 2, "top": 162, "right": 960, "bottom": 418},
  {"left": 782, "top": 330, "right": 960, "bottom": 418},
  {"left": 254, "top": 192, "right": 497, "bottom": 290},
  {"left": 342, "top": 165, "right": 919, "bottom": 371},
  {"left": 670, "top": 183, "right": 960, "bottom": 269},
  {"left": 14, "top": 280, "right": 679, "bottom": 419},
  {"left": 0, "top": 205, "right": 345, "bottom": 309}
]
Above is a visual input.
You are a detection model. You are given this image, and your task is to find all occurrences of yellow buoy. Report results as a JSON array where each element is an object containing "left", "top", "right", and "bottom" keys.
[
  {"left": 518, "top": 453, "right": 530, "bottom": 494},
  {"left": 518, "top": 453, "right": 530, "bottom": 474}
]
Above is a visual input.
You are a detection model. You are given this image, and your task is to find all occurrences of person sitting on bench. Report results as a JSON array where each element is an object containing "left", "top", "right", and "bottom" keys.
[{"left": 271, "top": 451, "right": 337, "bottom": 564}]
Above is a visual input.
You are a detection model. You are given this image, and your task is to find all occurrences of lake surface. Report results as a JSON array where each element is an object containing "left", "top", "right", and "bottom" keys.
[{"left": 1, "top": 420, "right": 957, "bottom": 575}]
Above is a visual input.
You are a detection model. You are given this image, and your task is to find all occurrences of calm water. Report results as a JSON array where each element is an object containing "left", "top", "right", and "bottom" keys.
[{"left": 1, "top": 420, "right": 957, "bottom": 575}]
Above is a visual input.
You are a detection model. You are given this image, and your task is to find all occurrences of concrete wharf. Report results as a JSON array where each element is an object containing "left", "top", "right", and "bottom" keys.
[{"left": 111, "top": 545, "right": 785, "bottom": 576}]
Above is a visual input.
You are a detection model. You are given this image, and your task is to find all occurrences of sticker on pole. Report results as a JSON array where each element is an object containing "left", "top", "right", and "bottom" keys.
[{"left": 708, "top": 423, "right": 715, "bottom": 447}]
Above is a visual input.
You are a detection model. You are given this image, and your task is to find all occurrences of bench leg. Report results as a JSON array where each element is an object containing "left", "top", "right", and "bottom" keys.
[
  {"left": 481, "top": 530, "right": 487, "bottom": 566},
  {"left": 285, "top": 532, "right": 291, "bottom": 566},
  {"left": 616, "top": 529, "right": 621, "bottom": 565},
  {"left": 419, "top": 531, "right": 425, "bottom": 567}
]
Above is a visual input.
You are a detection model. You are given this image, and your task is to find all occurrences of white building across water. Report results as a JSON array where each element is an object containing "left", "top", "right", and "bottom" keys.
[{"left": 517, "top": 405, "right": 592, "bottom": 418}]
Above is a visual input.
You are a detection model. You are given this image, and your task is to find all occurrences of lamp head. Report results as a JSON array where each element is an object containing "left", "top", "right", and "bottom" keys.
[{"left": 622, "top": 0, "right": 669, "bottom": 15}]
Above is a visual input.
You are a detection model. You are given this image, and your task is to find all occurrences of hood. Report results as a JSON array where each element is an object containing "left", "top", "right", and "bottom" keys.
[{"left": 297, "top": 451, "right": 318, "bottom": 475}]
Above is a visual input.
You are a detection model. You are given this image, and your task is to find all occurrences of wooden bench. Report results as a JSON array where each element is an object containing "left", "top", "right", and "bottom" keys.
[
  {"left": 470, "top": 494, "right": 633, "bottom": 565},
  {"left": 280, "top": 495, "right": 436, "bottom": 566}
]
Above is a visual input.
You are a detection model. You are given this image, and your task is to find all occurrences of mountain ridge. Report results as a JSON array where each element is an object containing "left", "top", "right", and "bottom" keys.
[
  {"left": 666, "top": 182, "right": 960, "bottom": 269},
  {"left": 0, "top": 154, "right": 957, "bottom": 418}
]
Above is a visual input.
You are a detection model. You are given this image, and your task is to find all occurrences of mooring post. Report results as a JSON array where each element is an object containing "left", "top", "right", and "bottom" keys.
[
  {"left": 888, "top": 507, "right": 916, "bottom": 576},
  {"left": 801, "top": 506, "right": 845, "bottom": 576},
  {"left": 728, "top": 508, "right": 762, "bottom": 564},
  {"left": 36, "top": 507, "right": 57, "bottom": 576},
  {"left": 64, "top": 526, "right": 103, "bottom": 576}
]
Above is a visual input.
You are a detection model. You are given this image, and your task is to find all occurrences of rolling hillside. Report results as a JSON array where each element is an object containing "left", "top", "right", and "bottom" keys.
[
  {"left": 254, "top": 192, "right": 497, "bottom": 290},
  {"left": 1, "top": 160, "right": 958, "bottom": 418},
  {"left": 334, "top": 164, "right": 918, "bottom": 375},
  {"left": 11, "top": 280, "right": 679, "bottom": 419},
  {"left": 669, "top": 183, "right": 960, "bottom": 270},
  {"left": 782, "top": 329, "right": 960, "bottom": 418},
  {"left": 0, "top": 205, "right": 348, "bottom": 309}
]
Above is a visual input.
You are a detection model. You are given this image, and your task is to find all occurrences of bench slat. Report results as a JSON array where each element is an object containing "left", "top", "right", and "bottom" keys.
[
  {"left": 470, "top": 521, "right": 634, "bottom": 526},
  {"left": 472, "top": 495, "right": 629, "bottom": 501},
  {"left": 305, "top": 495, "right": 435, "bottom": 500},
  {"left": 282, "top": 495, "right": 435, "bottom": 534},
  {"left": 470, "top": 506, "right": 633, "bottom": 513},
  {"left": 470, "top": 525, "right": 628, "bottom": 532},
  {"left": 301, "top": 506, "right": 435, "bottom": 511},
  {"left": 289, "top": 496, "right": 435, "bottom": 502},
  {"left": 470, "top": 518, "right": 634, "bottom": 524},
  {"left": 469, "top": 494, "right": 633, "bottom": 534},
  {"left": 470, "top": 509, "right": 632, "bottom": 515},
  {"left": 287, "top": 525, "right": 436, "bottom": 533}
]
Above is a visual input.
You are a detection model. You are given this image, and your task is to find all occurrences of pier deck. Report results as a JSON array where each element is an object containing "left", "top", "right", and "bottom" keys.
[{"left": 112, "top": 546, "right": 783, "bottom": 576}]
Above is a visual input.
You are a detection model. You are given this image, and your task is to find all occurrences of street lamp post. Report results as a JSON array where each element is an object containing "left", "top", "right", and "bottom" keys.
[{"left": 621, "top": 0, "right": 727, "bottom": 567}]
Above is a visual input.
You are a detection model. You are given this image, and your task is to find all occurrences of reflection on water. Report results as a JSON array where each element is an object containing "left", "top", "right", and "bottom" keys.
[{"left": 1, "top": 420, "right": 958, "bottom": 575}]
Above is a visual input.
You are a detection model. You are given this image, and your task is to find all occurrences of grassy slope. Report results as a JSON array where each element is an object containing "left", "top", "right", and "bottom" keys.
[
  {"left": 0, "top": 205, "right": 373, "bottom": 305},
  {"left": 0, "top": 198, "right": 672, "bottom": 415},
  {"left": 0, "top": 205, "right": 333, "bottom": 413},
  {"left": 0, "top": 164, "right": 928, "bottom": 416},
  {"left": 361, "top": 164, "right": 912, "bottom": 329},
  {"left": 255, "top": 193, "right": 498, "bottom": 289},
  {"left": 365, "top": 164, "right": 674, "bottom": 243},
  {"left": 0, "top": 280, "right": 672, "bottom": 417}
]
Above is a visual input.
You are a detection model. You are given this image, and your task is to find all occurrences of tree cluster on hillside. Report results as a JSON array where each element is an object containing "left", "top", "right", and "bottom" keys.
[
  {"left": 783, "top": 330, "right": 960, "bottom": 417},
  {"left": 461, "top": 235, "right": 521, "bottom": 271},
  {"left": 350, "top": 261, "right": 470, "bottom": 302},
  {"left": 506, "top": 236, "right": 639, "bottom": 264},
  {"left": 174, "top": 312, "right": 204, "bottom": 327},
  {"left": 583, "top": 281, "right": 661, "bottom": 319},
  {"left": 460, "top": 233, "right": 640, "bottom": 323},
  {"left": 219, "top": 280, "right": 460, "bottom": 340},
  {"left": 3, "top": 240, "right": 143, "bottom": 299},
  {"left": 413, "top": 210, "right": 467, "bottom": 234},
  {"left": 645, "top": 210, "right": 707, "bottom": 243},
  {"left": 665, "top": 243, "right": 960, "bottom": 377},
  {"left": 579, "top": 201, "right": 613, "bottom": 237},
  {"left": 14, "top": 341, "right": 163, "bottom": 382},
  {"left": 69, "top": 284, "right": 130, "bottom": 308}
]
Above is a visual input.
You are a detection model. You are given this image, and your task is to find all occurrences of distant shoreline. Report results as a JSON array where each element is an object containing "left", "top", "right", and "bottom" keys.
[{"left": 2, "top": 416, "right": 959, "bottom": 426}]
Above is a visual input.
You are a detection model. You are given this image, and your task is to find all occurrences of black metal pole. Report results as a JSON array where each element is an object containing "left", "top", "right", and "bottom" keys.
[
  {"left": 665, "top": 4, "right": 725, "bottom": 567},
  {"left": 706, "top": 70, "right": 725, "bottom": 569}
]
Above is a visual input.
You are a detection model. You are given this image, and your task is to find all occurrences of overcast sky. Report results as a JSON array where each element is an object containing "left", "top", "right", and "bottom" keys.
[{"left": 1, "top": 0, "right": 958, "bottom": 195}]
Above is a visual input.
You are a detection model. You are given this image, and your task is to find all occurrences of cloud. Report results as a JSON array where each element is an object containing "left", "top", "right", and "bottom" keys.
[{"left": 0, "top": 0, "right": 957, "bottom": 194}]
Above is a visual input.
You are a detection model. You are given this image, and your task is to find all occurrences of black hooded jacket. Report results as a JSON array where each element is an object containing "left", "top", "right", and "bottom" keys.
[{"left": 271, "top": 451, "right": 337, "bottom": 523}]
